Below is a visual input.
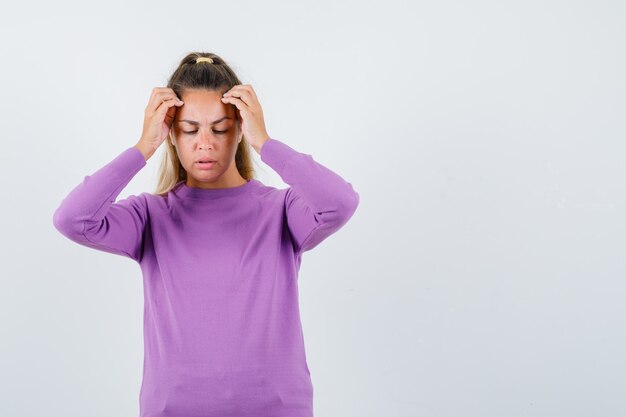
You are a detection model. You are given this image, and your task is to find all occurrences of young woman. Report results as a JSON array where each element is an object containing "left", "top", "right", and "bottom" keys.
[{"left": 53, "top": 52, "right": 360, "bottom": 417}]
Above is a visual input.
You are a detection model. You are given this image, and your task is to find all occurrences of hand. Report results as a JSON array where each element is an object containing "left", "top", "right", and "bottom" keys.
[
  {"left": 221, "top": 84, "right": 270, "bottom": 152},
  {"left": 137, "top": 87, "right": 184, "bottom": 156}
]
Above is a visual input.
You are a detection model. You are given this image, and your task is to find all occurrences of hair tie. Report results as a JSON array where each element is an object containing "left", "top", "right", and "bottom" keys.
[{"left": 195, "top": 57, "right": 214, "bottom": 64}]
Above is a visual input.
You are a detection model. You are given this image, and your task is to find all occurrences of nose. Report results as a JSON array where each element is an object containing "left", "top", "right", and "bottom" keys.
[{"left": 196, "top": 128, "right": 214, "bottom": 149}]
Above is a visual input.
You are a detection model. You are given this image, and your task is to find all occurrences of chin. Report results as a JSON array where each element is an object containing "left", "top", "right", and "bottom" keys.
[{"left": 192, "top": 170, "right": 223, "bottom": 181}]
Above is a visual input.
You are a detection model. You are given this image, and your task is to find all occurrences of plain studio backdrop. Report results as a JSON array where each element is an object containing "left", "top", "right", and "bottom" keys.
[{"left": 1, "top": 1, "right": 625, "bottom": 416}]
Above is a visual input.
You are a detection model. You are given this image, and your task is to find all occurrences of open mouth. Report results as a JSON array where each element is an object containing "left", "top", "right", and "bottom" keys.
[{"left": 196, "top": 160, "right": 216, "bottom": 169}]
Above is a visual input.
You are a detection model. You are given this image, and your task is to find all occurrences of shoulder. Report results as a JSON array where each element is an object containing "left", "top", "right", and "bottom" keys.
[
  {"left": 249, "top": 179, "right": 289, "bottom": 203},
  {"left": 129, "top": 191, "right": 166, "bottom": 210}
]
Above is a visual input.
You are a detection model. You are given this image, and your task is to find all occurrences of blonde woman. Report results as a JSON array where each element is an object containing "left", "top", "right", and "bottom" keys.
[{"left": 53, "top": 52, "right": 360, "bottom": 417}]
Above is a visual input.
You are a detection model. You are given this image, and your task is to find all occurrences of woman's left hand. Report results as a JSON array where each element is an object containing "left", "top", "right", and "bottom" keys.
[{"left": 221, "top": 84, "right": 270, "bottom": 153}]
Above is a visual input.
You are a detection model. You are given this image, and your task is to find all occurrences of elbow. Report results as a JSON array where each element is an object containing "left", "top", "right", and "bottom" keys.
[
  {"left": 341, "top": 188, "right": 360, "bottom": 219},
  {"left": 327, "top": 187, "right": 360, "bottom": 226},
  {"left": 52, "top": 206, "right": 83, "bottom": 238}
]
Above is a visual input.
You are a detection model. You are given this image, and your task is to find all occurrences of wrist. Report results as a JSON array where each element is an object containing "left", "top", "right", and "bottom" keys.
[
  {"left": 134, "top": 142, "right": 155, "bottom": 161},
  {"left": 254, "top": 137, "right": 271, "bottom": 155}
]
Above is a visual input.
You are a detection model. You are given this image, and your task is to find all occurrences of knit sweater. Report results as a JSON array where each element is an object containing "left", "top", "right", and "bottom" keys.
[{"left": 52, "top": 138, "right": 360, "bottom": 417}]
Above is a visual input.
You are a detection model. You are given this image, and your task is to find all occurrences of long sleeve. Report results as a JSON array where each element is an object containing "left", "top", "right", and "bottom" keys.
[
  {"left": 260, "top": 138, "right": 360, "bottom": 254},
  {"left": 52, "top": 146, "right": 148, "bottom": 263}
]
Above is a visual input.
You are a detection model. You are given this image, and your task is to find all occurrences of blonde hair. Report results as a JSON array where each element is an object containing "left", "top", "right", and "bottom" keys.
[{"left": 153, "top": 52, "right": 256, "bottom": 196}]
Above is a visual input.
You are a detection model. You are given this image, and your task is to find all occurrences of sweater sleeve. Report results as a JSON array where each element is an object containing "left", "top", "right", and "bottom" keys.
[
  {"left": 52, "top": 146, "right": 149, "bottom": 263},
  {"left": 260, "top": 138, "right": 360, "bottom": 254}
]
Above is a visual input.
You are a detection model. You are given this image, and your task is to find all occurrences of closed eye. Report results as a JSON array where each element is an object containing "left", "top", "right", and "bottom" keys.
[{"left": 183, "top": 130, "right": 228, "bottom": 135}]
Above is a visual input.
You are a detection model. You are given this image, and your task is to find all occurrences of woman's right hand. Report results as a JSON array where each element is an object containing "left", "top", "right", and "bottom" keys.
[{"left": 136, "top": 87, "right": 184, "bottom": 159}]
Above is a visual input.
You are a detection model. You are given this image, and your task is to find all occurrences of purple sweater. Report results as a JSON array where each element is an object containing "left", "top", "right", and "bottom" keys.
[{"left": 52, "top": 138, "right": 359, "bottom": 417}]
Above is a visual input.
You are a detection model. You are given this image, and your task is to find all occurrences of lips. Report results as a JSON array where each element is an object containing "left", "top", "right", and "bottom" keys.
[
  {"left": 196, "top": 159, "right": 216, "bottom": 170},
  {"left": 196, "top": 159, "right": 216, "bottom": 163}
]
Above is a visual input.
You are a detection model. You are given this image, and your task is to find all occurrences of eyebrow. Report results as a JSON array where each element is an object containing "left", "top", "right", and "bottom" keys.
[{"left": 176, "top": 117, "right": 232, "bottom": 126}]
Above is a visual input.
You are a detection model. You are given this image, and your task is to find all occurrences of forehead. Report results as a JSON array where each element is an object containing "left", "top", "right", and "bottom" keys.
[{"left": 175, "top": 90, "right": 234, "bottom": 124}]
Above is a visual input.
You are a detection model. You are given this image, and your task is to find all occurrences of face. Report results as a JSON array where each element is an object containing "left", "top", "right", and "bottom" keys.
[{"left": 170, "top": 88, "right": 244, "bottom": 188}]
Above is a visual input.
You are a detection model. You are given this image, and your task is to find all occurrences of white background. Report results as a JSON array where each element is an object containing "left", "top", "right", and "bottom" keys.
[{"left": 1, "top": 1, "right": 625, "bottom": 416}]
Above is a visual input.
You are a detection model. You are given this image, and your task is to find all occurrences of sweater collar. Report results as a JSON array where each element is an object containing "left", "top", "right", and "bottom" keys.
[{"left": 173, "top": 178, "right": 258, "bottom": 199}]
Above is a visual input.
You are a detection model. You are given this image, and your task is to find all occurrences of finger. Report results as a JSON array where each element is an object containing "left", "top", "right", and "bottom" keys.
[
  {"left": 147, "top": 87, "right": 170, "bottom": 111},
  {"left": 156, "top": 96, "right": 184, "bottom": 117},
  {"left": 152, "top": 87, "right": 177, "bottom": 96},
  {"left": 227, "top": 84, "right": 257, "bottom": 99},
  {"left": 244, "top": 84, "right": 259, "bottom": 101},
  {"left": 150, "top": 94, "right": 183, "bottom": 114},
  {"left": 224, "top": 92, "right": 250, "bottom": 106},
  {"left": 238, "top": 84, "right": 257, "bottom": 99},
  {"left": 224, "top": 85, "right": 258, "bottom": 107},
  {"left": 220, "top": 96, "right": 247, "bottom": 119},
  {"left": 147, "top": 88, "right": 183, "bottom": 113},
  {"left": 222, "top": 90, "right": 251, "bottom": 107},
  {"left": 163, "top": 105, "right": 178, "bottom": 127}
]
